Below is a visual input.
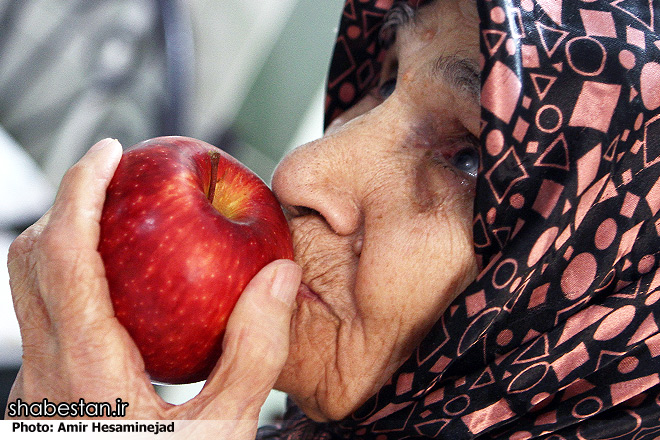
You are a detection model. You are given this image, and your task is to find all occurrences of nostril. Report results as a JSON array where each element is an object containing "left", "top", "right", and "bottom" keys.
[{"left": 287, "top": 205, "right": 321, "bottom": 218}]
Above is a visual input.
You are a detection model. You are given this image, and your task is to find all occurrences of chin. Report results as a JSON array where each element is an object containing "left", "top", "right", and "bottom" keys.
[
  {"left": 274, "top": 369, "right": 331, "bottom": 422},
  {"left": 274, "top": 308, "right": 352, "bottom": 423}
]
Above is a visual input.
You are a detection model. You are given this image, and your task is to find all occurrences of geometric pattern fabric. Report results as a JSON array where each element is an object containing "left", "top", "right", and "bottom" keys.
[{"left": 260, "top": 0, "right": 660, "bottom": 438}]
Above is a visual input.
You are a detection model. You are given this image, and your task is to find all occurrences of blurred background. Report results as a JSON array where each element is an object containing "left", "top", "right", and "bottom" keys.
[{"left": 0, "top": 0, "right": 344, "bottom": 423}]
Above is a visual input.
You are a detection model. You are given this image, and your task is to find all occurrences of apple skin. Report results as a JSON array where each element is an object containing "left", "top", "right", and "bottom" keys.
[{"left": 98, "top": 136, "right": 294, "bottom": 384}]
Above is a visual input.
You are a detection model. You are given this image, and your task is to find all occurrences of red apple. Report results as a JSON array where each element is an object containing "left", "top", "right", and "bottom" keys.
[{"left": 98, "top": 136, "right": 293, "bottom": 384}]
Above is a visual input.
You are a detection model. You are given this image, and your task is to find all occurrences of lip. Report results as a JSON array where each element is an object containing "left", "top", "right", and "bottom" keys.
[
  {"left": 297, "top": 283, "right": 321, "bottom": 301},
  {"left": 296, "top": 282, "right": 338, "bottom": 319},
  {"left": 296, "top": 280, "right": 343, "bottom": 330}
]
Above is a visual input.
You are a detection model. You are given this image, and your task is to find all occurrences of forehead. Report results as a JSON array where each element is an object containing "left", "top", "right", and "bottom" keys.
[
  {"left": 388, "top": 0, "right": 481, "bottom": 133},
  {"left": 394, "top": 0, "right": 479, "bottom": 47},
  {"left": 324, "top": 0, "right": 479, "bottom": 127}
]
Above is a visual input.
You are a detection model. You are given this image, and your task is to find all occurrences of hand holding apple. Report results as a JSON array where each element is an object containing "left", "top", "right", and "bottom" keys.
[
  {"left": 7, "top": 138, "right": 301, "bottom": 433},
  {"left": 98, "top": 136, "right": 294, "bottom": 384}
]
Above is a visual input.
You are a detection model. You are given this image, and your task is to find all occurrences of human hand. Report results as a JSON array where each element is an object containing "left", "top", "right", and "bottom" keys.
[{"left": 5, "top": 138, "right": 301, "bottom": 438}]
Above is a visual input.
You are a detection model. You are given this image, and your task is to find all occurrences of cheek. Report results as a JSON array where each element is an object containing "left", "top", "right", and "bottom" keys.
[
  {"left": 355, "top": 195, "right": 477, "bottom": 341},
  {"left": 414, "top": 163, "right": 476, "bottom": 217}
]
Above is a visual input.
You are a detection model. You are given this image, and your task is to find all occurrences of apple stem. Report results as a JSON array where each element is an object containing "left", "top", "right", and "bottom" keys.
[{"left": 207, "top": 152, "right": 221, "bottom": 204}]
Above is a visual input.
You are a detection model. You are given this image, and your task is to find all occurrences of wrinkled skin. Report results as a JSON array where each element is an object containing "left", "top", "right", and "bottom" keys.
[
  {"left": 5, "top": 0, "right": 480, "bottom": 434},
  {"left": 272, "top": 0, "right": 480, "bottom": 421},
  {"left": 6, "top": 139, "right": 302, "bottom": 436}
]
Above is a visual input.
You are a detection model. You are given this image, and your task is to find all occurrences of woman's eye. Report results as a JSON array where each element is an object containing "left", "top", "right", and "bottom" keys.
[
  {"left": 378, "top": 78, "right": 397, "bottom": 99},
  {"left": 450, "top": 147, "right": 479, "bottom": 177}
]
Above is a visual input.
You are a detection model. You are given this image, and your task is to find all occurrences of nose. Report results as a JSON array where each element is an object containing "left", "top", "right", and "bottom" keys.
[{"left": 271, "top": 137, "right": 362, "bottom": 237}]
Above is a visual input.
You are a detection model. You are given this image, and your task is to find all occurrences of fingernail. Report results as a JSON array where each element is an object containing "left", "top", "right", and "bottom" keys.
[
  {"left": 89, "top": 138, "right": 118, "bottom": 153},
  {"left": 270, "top": 261, "right": 302, "bottom": 306}
]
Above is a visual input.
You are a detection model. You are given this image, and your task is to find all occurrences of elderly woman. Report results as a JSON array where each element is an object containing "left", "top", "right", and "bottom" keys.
[{"left": 6, "top": 0, "right": 660, "bottom": 438}]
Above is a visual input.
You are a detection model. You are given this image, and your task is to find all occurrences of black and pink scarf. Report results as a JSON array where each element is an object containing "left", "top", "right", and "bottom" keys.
[{"left": 260, "top": 0, "right": 660, "bottom": 438}]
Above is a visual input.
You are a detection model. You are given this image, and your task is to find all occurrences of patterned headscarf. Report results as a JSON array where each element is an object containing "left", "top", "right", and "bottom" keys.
[{"left": 259, "top": 0, "right": 660, "bottom": 438}]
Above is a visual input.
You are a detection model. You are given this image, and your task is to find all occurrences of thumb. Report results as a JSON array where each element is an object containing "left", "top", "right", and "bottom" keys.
[{"left": 194, "top": 259, "right": 301, "bottom": 419}]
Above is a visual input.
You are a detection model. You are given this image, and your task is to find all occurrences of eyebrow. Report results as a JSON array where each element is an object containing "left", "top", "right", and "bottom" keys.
[
  {"left": 433, "top": 55, "right": 481, "bottom": 101},
  {"left": 379, "top": 2, "right": 481, "bottom": 102},
  {"left": 379, "top": 2, "right": 416, "bottom": 48}
]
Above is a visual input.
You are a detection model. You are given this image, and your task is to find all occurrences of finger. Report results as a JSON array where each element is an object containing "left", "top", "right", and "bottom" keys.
[
  {"left": 45, "top": 138, "right": 122, "bottom": 247},
  {"left": 7, "top": 198, "right": 52, "bottom": 295},
  {"left": 8, "top": 202, "right": 57, "bottom": 331},
  {"left": 8, "top": 138, "right": 121, "bottom": 330},
  {"left": 7, "top": 230, "right": 51, "bottom": 338},
  {"left": 192, "top": 259, "right": 301, "bottom": 420},
  {"left": 7, "top": 209, "right": 49, "bottom": 301},
  {"left": 35, "top": 139, "right": 123, "bottom": 323}
]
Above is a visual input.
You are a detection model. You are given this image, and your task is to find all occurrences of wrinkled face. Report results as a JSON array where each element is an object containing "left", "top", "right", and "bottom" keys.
[{"left": 271, "top": 0, "right": 481, "bottom": 422}]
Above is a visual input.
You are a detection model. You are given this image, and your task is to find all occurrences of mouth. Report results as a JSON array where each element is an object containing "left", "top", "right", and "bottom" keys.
[
  {"left": 289, "top": 216, "right": 351, "bottom": 319},
  {"left": 295, "top": 281, "right": 342, "bottom": 328},
  {"left": 297, "top": 283, "right": 322, "bottom": 302}
]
